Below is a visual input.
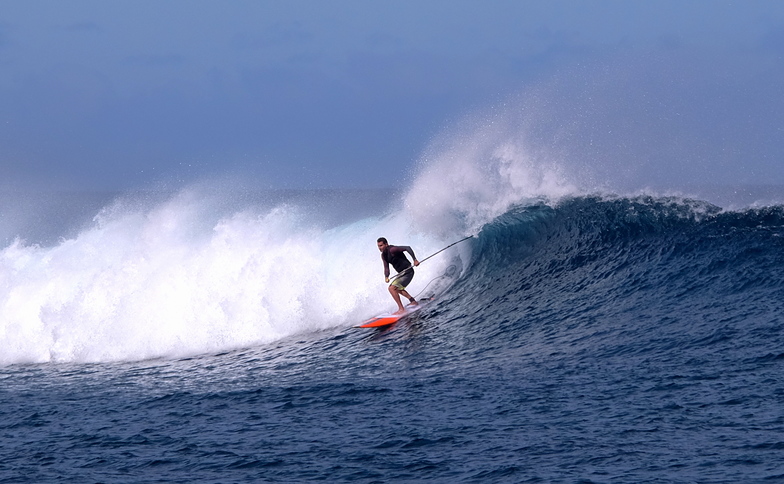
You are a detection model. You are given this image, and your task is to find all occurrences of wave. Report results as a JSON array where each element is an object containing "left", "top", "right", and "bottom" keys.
[{"left": 2, "top": 181, "right": 782, "bottom": 366}]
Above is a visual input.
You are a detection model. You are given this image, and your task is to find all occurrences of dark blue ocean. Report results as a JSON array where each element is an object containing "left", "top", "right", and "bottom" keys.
[{"left": 1, "top": 189, "right": 784, "bottom": 483}]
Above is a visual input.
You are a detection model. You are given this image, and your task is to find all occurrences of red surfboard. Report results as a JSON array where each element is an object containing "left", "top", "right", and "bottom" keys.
[{"left": 355, "top": 298, "right": 432, "bottom": 328}]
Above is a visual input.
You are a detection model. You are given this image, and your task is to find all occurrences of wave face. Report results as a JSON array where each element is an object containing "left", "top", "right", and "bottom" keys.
[{"left": 440, "top": 196, "right": 784, "bottom": 364}]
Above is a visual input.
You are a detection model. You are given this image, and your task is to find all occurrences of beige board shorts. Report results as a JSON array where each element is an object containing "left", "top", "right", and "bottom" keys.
[{"left": 390, "top": 269, "right": 414, "bottom": 290}]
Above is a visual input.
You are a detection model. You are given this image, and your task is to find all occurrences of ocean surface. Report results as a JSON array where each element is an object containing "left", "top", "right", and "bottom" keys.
[{"left": 2, "top": 180, "right": 784, "bottom": 482}]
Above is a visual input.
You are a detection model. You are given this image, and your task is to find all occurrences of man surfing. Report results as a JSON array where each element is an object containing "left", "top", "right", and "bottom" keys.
[{"left": 377, "top": 237, "right": 420, "bottom": 314}]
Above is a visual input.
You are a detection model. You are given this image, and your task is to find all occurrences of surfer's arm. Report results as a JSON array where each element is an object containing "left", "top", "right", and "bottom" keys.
[
  {"left": 382, "top": 254, "right": 390, "bottom": 280},
  {"left": 400, "top": 246, "right": 419, "bottom": 266}
]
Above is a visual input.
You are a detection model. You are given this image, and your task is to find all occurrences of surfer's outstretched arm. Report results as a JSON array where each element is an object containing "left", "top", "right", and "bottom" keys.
[{"left": 398, "top": 246, "right": 420, "bottom": 266}]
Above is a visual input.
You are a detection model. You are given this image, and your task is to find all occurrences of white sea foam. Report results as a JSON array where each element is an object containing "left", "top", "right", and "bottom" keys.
[{"left": 0, "top": 188, "right": 454, "bottom": 364}]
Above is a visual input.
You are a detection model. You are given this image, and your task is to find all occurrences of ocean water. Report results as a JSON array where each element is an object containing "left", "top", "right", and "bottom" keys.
[{"left": 2, "top": 150, "right": 784, "bottom": 482}]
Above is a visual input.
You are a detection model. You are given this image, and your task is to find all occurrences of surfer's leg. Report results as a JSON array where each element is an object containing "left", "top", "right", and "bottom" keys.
[
  {"left": 388, "top": 285, "right": 405, "bottom": 313},
  {"left": 399, "top": 289, "right": 417, "bottom": 305},
  {"left": 392, "top": 271, "right": 416, "bottom": 307}
]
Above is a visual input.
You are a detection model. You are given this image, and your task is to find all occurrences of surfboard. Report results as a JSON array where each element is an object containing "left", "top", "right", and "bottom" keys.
[{"left": 355, "top": 298, "right": 432, "bottom": 328}]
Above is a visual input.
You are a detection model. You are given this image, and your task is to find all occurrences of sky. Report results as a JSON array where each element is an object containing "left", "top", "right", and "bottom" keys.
[{"left": 1, "top": 0, "right": 784, "bottom": 191}]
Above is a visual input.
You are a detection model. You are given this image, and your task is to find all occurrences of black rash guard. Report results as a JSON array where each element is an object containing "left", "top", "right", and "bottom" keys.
[{"left": 381, "top": 245, "right": 417, "bottom": 278}]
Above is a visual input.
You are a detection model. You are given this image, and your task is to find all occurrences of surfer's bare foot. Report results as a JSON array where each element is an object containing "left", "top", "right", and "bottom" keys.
[
  {"left": 393, "top": 308, "right": 405, "bottom": 315},
  {"left": 408, "top": 299, "right": 418, "bottom": 306}
]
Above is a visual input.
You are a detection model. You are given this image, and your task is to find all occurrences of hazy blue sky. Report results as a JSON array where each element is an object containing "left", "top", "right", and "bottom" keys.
[{"left": 1, "top": 0, "right": 784, "bottom": 191}]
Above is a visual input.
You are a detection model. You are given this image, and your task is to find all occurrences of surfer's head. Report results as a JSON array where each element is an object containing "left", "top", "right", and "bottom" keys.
[{"left": 377, "top": 237, "right": 388, "bottom": 252}]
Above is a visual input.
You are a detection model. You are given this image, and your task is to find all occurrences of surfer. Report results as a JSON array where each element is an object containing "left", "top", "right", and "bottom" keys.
[{"left": 377, "top": 237, "right": 420, "bottom": 314}]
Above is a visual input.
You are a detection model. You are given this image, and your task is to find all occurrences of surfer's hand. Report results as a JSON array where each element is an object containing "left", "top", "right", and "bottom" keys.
[
  {"left": 385, "top": 278, "right": 389, "bottom": 283},
  {"left": 414, "top": 259, "right": 420, "bottom": 267}
]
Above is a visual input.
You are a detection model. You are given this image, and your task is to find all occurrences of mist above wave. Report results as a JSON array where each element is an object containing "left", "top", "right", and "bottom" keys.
[{"left": 403, "top": 50, "right": 784, "bottom": 236}]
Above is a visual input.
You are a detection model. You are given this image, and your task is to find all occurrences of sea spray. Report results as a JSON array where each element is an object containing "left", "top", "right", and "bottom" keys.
[{"left": 404, "top": 113, "right": 577, "bottom": 237}]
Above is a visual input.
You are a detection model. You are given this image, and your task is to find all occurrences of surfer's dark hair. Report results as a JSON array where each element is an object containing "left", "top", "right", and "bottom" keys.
[{"left": 377, "top": 237, "right": 388, "bottom": 244}]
